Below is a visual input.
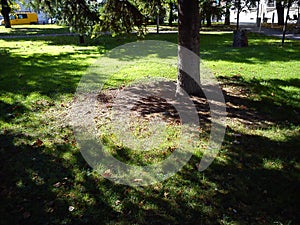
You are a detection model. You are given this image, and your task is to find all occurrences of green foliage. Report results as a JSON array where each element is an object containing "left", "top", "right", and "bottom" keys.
[
  {"left": 45, "top": 0, "right": 100, "bottom": 35},
  {"left": 0, "top": 0, "right": 20, "bottom": 12},
  {"left": 199, "top": 0, "right": 224, "bottom": 26},
  {"left": 30, "top": 0, "right": 150, "bottom": 36},
  {"left": 95, "top": 0, "right": 146, "bottom": 36}
]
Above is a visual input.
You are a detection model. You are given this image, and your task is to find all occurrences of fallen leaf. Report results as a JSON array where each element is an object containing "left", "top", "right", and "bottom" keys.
[
  {"left": 164, "top": 192, "right": 169, "bottom": 198},
  {"left": 102, "top": 169, "right": 112, "bottom": 177},
  {"left": 53, "top": 182, "right": 61, "bottom": 188},
  {"left": 134, "top": 178, "right": 142, "bottom": 182},
  {"left": 123, "top": 188, "right": 131, "bottom": 194},
  {"left": 33, "top": 138, "right": 43, "bottom": 147}
]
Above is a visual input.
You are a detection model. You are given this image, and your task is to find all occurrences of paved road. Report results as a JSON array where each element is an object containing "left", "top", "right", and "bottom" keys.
[
  {"left": 240, "top": 23, "right": 300, "bottom": 40},
  {"left": 0, "top": 25, "right": 299, "bottom": 40}
]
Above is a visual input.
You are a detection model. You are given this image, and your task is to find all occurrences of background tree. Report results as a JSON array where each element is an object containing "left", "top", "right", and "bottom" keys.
[
  {"left": 199, "top": 0, "right": 224, "bottom": 27},
  {"left": 95, "top": 0, "right": 145, "bottom": 36},
  {"left": 281, "top": 0, "right": 293, "bottom": 45},
  {"left": 275, "top": 0, "right": 299, "bottom": 25},
  {"left": 166, "top": 0, "right": 177, "bottom": 26},
  {"left": 1, "top": 0, "right": 12, "bottom": 28},
  {"left": 276, "top": 0, "right": 285, "bottom": 25},
  {"left": 231, "top": 0, "right": 257, "bottom": 47},
  {"left": 138, "top": 0, "right": 165, "bottom": 33},
  {"left": 224, "top": 0, "right": 231, "bottom": 25},
  {"left": 41, "top": 0, "right": 100, "bottom": 43}
]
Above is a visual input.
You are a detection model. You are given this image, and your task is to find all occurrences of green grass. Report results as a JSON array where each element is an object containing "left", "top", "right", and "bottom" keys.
[{"left": 0, "top": 28, "right": 299, "bottom": 224}]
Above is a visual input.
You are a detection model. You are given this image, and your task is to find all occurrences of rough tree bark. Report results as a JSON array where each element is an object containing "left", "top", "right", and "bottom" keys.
[
  {"left": 1, "top": 0, "right": 11, "bottom": 28},
  {"left": 232, "top": 0, "right": 248, "bottom": 47},
  {"left": 233, "top": 29, "right": 248, "bottom": 47},
  {"left": 176, "top": 0, "right": 201, "bottom": 96}
]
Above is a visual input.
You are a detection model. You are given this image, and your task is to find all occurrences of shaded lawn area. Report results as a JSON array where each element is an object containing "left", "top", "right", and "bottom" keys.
[
  {"left": 0, "top": 32, "right": 299, "bottom": 225},
  {"left": 0, "top": 24, "right": 70, "bottom": 36}
]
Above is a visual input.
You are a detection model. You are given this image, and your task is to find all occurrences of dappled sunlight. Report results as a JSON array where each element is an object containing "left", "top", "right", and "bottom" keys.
[
  {"left": 0, "top": 32, "right": 299, "bottom": 224},
  {"left": 262, "top": 158, "right": 284, "bottom": 170}
]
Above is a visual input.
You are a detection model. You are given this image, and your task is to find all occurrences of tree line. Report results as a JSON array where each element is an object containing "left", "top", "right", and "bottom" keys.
[{"left": 1, "top": 0, "right": 298, "bottom": 30}]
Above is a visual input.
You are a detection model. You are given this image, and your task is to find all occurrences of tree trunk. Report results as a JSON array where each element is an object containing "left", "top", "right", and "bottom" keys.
[
  {"left": 168, "top": 2, "right": 174, "bottom": 26},
  {"left": 176, "top": 0, "right": 201, "bottom": 96},
  {"left": 276, "top": 1, "right": 285, "bottom": 25},
  {"left": 236, "top": 9, "right": 240, "bottom": 30},
  {"left": 156, "top": 14, "right": 160, "bottom": 33},
  {"left": 236, "top": 0, "right": 241, "bottom": 31},
  {"left": 282, "top": 0, "right": 292, "bottom": 46},
  {"left": 79, "top": 35, "right": 85, "bottom": 44},
  {"left": 206, "top": 14, "right": 212, "bottom": 27},
  {"left": 224, "top": 2, "right": 230, "bottom": 26},
  {"left": 1, "top": 0, "right": 11, "bottom": 28},
  {"left": 233, "top": 30, "right": 248, "bottom": 47}
]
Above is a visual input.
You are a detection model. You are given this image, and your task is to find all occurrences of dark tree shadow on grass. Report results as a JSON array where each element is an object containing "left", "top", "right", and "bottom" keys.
[
  {"left": 220, "top": 75, "right": 300, "bottom": 124},
  {"left": 1, "top": 88, "right": 299, "bottom": 225},
  {"left": 0, "top": 132, "right": 119, "bottom": 225}
]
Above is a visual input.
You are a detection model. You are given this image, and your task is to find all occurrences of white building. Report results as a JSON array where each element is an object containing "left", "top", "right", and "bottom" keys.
[{"left": 230, "top": 0, "right": 300, "bottom": 24}]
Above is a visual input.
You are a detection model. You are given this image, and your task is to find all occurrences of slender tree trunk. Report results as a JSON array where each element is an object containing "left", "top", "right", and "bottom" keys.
[
  {"left": 176, "top": 0, "right": 201, "bottom": 96},
  {"left": 276, "top": 1, "right": 285, "bottom": 25},
  {"left": 1, "top": 0, "right": 11, "bottom": 28},
  {"left": 168, "top": 2, "right": 174, "bottom": 26},
  {"left": 156, "top": 14, "right": 160, "bottom": 33},
  {"left": 224, "top": 0, "right": 231, "bottom": 25},
  {"left": 282, "top": 0, "right": 292, "bottom": 46},
  {"left": 236, "top": 9, "right": 240, "bottom": 30}
]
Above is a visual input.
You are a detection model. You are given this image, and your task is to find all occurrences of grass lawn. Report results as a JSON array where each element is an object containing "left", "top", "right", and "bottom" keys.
[
  {"left": 0, "top": 24, "right": 70, "bottom": 36},
  {"left": 0, "top": 28, "right": 299, "bottom": 225}
]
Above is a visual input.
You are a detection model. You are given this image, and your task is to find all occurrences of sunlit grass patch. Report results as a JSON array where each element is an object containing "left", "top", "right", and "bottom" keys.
[
  {"left": 263, "top": 158, "right": 284, "bottom": 170},
  {"left": 0, "top": 24, "right": 70, "bottom": 36},
  {"left": 104, "top": 62, "right": 177, "bottom": 88}
]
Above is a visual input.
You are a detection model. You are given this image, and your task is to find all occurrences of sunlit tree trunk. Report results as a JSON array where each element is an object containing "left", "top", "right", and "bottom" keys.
[{"left": 176, "top": 0, "right": 201, "bottom": 96}]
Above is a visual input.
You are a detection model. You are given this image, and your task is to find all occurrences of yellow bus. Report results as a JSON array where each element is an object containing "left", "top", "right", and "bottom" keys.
[{"left": 1, "top": 11, "right": 38, "bottom": 25}]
